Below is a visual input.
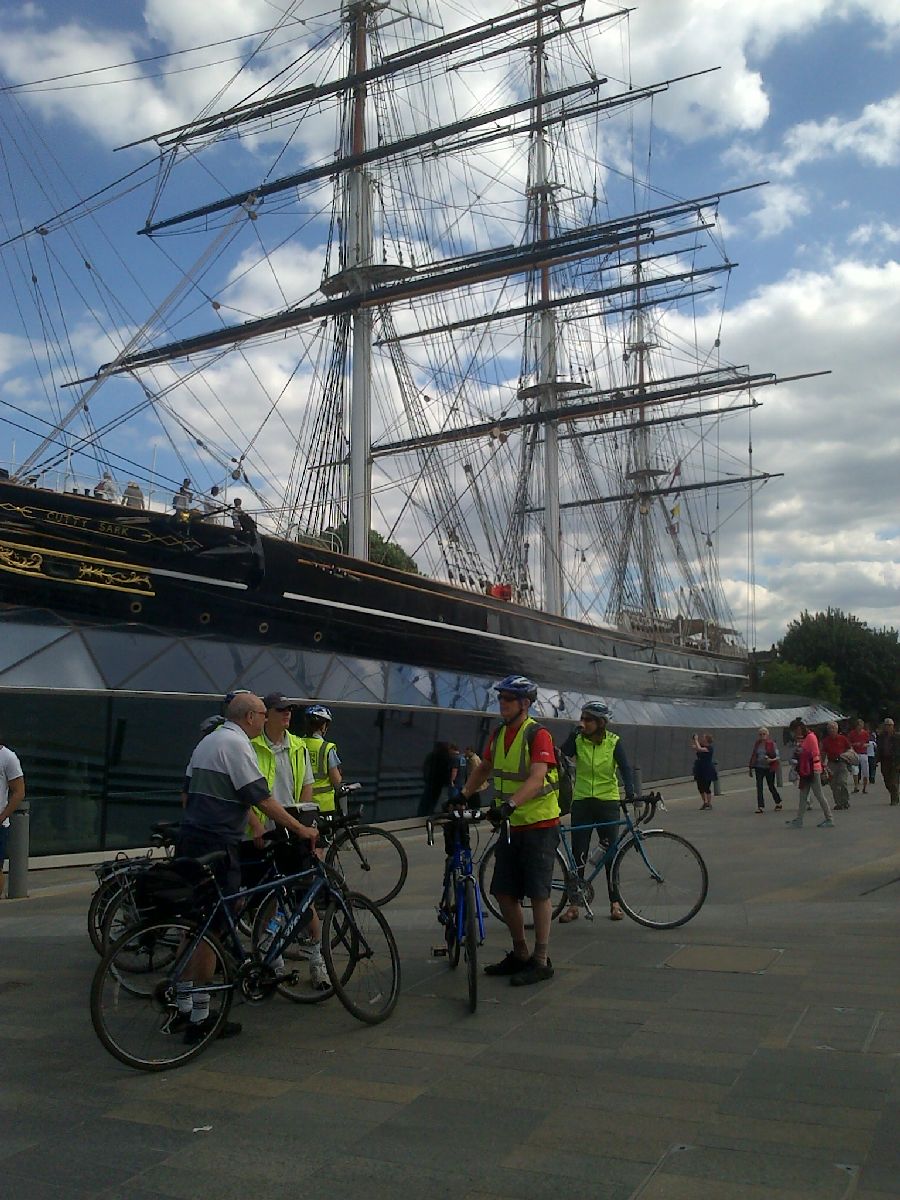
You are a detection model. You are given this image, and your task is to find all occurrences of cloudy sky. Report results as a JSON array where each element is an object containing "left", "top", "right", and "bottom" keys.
[{"left": 0, "top": 0, "right": 898, "bottom": 652}]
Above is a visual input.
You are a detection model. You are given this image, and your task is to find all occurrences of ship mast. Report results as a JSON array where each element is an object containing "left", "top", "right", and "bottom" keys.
[
  {"left": 534, "top": 7, "right": 562, "bottom": 615},
  {"left": 347, "top": 2, "right": 373, "bottom": 561}
]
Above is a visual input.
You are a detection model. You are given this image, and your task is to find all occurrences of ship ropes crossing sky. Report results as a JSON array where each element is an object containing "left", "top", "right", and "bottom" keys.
[{"left": 0, "top": 1, "right": 830, "bottom": 700}]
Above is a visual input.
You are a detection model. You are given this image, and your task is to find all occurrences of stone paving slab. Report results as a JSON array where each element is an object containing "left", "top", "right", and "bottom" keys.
[{"left": 2, "top": 776, "right": 899, "bottom": 1199}]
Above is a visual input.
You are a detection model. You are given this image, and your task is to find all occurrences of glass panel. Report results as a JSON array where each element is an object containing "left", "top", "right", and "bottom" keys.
[
  {"left": 0, "top": 621, "right": 69, "bottom": 673},
  {"left": 2, "top": 693, "right": 107, "bottom": 854},
  {"left": 0, "top": 632, "right": 105, "bottom": 689}
]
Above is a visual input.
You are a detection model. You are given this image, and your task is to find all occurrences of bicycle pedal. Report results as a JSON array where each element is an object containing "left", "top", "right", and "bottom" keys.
[{"left": 431, "top": 946, "right": 449, "bottom": 958}]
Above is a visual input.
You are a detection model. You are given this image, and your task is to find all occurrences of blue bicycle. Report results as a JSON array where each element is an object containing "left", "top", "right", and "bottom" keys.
[
  {"left": 426, "top": 809, "right": 487, "bottom": 1012},
  {"left": 479, "top": 793, "right": 708, "bottom": 930}
]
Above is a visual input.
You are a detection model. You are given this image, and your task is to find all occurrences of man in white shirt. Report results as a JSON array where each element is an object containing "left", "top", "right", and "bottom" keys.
[{"left": 0, "top": 742, "right": 26, "bottom": 899}]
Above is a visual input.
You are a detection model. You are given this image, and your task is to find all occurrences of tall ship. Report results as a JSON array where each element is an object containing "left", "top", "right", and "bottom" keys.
[{"left": 0, "top": 1, "right": 817, "bottom": 713}]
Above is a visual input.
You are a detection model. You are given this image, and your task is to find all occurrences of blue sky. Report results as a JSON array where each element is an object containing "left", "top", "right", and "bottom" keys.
[{"left": 0, "top": 0, "right": 898, "bottom": 650}]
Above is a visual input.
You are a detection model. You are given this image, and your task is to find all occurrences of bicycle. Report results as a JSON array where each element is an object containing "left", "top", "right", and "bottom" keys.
[
  {"left": 90, "top": 839, "right": 401, "bottom": 1072},
  {"left": 479, "top": 793, "right": 707, "bottom": 929},
  {"left": 476, "top": 791, "right": 664, "bottom": 924},
  {"left": 425, "top": 809, "right": 488, "bottom": 1013},
  {"left": 87, "top": 821, "right": 178, "bottom": 954},
  {"left": 317, "top": 783, "right": 408, "bottom": 906}
]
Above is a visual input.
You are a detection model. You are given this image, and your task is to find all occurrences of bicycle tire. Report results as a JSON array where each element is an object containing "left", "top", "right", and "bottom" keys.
[
  {"left": 251, "top": 892, "right": 333, "bottom": 1004},
  {"left": 88, "top": 875, "right": 130, "bottom": 954},
  {"left": 324, "top": 825, "right": 408, "bottom": 906},
  {"left": 321, "top": 893, "right": 400, "bottom": 1025},
  {"left": 99, "top": 884, "right": 146, "bottom": 954},
  {"left": 91, "top": 918, "right": 232, "bottom": 1071},
  {"left": 612, "top": 830, "right": 708, "bottom": 929},
  {"left": 478, "top": 841, "right": 570, "bottom": 923},
  {"left": 464, "top": 877, "right": 478, "bottom": 1014}
]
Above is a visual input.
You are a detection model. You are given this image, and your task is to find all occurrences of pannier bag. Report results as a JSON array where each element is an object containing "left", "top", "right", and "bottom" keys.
[{"left": 133, "top": 859, "right": 217, "bottom": 920}]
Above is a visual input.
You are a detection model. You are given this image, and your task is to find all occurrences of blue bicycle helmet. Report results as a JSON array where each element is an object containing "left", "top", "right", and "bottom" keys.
[
  {"left": 581, "top": 700, "right": 612, "bottom": 721},
  {"left": 493, "top": 674, "right": 538, "bottom": 702},
  {"left": 305, "top": 704, "right": 333, "bottom": 723}
]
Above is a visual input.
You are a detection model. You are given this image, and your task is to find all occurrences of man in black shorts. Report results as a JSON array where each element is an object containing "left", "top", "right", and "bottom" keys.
[
  {"left": 459, "top": 675, "right": 561, "bottom": 986},
  {"left": 176, "top": 691, "right": 318, "bottom": 1042}
]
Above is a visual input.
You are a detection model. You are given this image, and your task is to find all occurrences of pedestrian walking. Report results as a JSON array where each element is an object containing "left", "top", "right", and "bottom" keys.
[
  {"left": 821, "top": 721, "right": 854, "bottom": 810},
  {"left": 748, "top": 726, "right": 782, "bottom": 812},
  {"left": 786, "top": 719, "right": 834, "bottom": 828},
  {"left": 847, "top": 719, "right": 870, "bottom": 793}
]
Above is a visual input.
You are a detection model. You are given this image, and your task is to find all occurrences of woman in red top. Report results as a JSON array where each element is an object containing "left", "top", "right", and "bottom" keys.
[
  {"left": 820, "top": 721, "right": 853, "bottom": 810},
  {"left": 848, "top": 719, "right": 870, "bottom": 794},
  {"left": 786, "top": 720, "right": 834, "bottom": 828}
]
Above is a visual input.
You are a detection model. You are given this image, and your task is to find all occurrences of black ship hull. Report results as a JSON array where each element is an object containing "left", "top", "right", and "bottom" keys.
[{"left": 0, "top": 480, "right": 747, "bottom": 698}]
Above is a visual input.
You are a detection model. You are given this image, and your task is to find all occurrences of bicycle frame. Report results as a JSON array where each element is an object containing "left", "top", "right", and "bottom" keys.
[
  {"left": 557, "top": 803, "right": 666, "bottom": 908},
  {"left": 161, "top": 858, "right": 363, "bottom": 999},
  {"left": 444, "top": 834, "right": 485, "bottom": 946}
]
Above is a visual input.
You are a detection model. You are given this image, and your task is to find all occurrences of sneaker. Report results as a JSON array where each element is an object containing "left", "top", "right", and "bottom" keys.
[
  {"left": 509, "top": 957, "right": 554, "bottom": 987},
  {"left": 785, "top": 818, "right": 803, "bottom": 827},
  {"left": 184, "top": 1016, "right": 242, "bottom": 1045},
  {"left": 484, "top": 950, "right": 531, "bottom": 977},
  {"left": 309, "top": 953, "right": 330, "bottom": 991},
  {"left": 817, "top": 818, "right": 835, "bottom": 828}
]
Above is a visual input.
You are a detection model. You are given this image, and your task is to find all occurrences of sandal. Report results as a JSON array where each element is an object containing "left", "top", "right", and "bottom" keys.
[
  {"left": 774, "top": 804, "right": 783, "bottom": 811},
  {"left": 609, "top": 903, "right": 624, "bottom": 921},
  {"left": 558, "top": 906, "right": 580, "bottom": 924},
  {"left": 755, "top": 808, "right": 765, "bottom": 814}
]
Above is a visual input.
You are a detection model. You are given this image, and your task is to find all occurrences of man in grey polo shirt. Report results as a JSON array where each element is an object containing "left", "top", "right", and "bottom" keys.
[{"left": 176, "top": 691, "right": 318, "bottom": 1042}]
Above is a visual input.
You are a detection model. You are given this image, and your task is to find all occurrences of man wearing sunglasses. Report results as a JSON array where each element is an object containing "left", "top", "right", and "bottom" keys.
[
  {"left": 176, "top": 691, "right": 319, "bottom": 1040},
  {"left": 460, "top": 675, "right": 560, "bottom": 986}
]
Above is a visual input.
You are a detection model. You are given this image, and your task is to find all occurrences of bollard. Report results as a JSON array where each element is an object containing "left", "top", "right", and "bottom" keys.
[
  {"left": 776, "top": 762, "right": 784, "bottom": 786},
  {"left": 713, "top": 775, "right": 722, "bottom": 796},
  {"left": 7, "top": 803, "right": 29, "bottom": 899},
  {"left": 632, "top": 766, "right": 643, "bottom": 798}
]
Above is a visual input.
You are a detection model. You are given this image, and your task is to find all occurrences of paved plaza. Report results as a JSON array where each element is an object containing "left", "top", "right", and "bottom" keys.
[{"left": 2, "top": 773, "right": 899, "bottom": 1200}]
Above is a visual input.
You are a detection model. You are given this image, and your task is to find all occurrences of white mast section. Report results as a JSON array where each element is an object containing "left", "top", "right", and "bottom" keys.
[
  {"left": 535, "top": 6, "right": 563, "bottom": 616},
  {"left": 347, "top": 2, "right": 374, "bottom": 561}
]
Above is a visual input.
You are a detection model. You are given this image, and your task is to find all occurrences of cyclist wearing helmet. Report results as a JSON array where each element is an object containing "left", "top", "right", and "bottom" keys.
[
  {"left": 301, "top": 704, "right": 343, "bottom": 813},
  {"left": 459, "top": 674, "right": 560, "bottom": 987},
  {"left": 558, "top": 701, "right": 635, "bottom": 925}
]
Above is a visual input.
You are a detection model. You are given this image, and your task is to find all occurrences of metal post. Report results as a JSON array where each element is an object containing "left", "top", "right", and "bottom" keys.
[
  {"left": 713, "top": 775, "right": 722, "bottom": 796},
  {"left": 7, "top": 802, "right": 29, "bottom": 899},
  {"left": 631, "top": 766, "right": 643, "bottom": 798}
]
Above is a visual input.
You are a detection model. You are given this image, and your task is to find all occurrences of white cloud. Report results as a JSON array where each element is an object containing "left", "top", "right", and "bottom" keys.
[
  {"left": 747, "top": 182, "right": 812, "bottom": 238},
  {"left": 849, "top": 220, "right": 900, "bottom": 246},
  {"left": 699, "top": 256, "right": 900, "bottom": 642}
]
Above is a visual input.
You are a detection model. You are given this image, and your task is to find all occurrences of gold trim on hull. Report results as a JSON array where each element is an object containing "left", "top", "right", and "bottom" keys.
[{"left": 0, "top": 539, "right": 154, "bottom": 596}]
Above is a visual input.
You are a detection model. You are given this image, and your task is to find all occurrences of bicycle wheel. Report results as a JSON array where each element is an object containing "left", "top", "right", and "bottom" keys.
[
  {"left": 321, "top": 893, "right": 400, "bottom": 1024},
  {"left": 444, "top": 873, "right": 460, "bottom": 969},
  {"left": 612, "top": 831, "right": 708, "bottom": 929},
  {"left": 324, "top": 826, "right": 408, "bottom": 906},
  {"left": 478, "top": 842, "right": 570, "bottom": 923},
  {"left": 88, "top": 875, "right": 125, "bottom": 954},
  {"left": 100, "top": 885, "right": 146, "bottom": 953},
  {"left": 91, "top": 919, "right": 232, "bottom": 1071},
  {"left": 464, "top": 877, "right": 478, "bottom": 1014},
  {"left": 251, "top": 892, "right": 333, "bottom": 1004}
]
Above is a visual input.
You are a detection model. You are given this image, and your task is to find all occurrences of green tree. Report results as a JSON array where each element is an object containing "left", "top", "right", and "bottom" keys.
[
  {"left": 325, "top": 523, "right": 419, "bottom": 574},
  {"left": 758, "top": 660, "right": 841, "bottom": 705},
  {"left": 777, "top": 609, "right": 900, "bottom": 719}
]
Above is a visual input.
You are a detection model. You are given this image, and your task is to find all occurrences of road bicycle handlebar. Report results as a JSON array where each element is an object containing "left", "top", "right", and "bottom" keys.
[{"left": 425, "top": 808, "right": 491, "bottom": 846}]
